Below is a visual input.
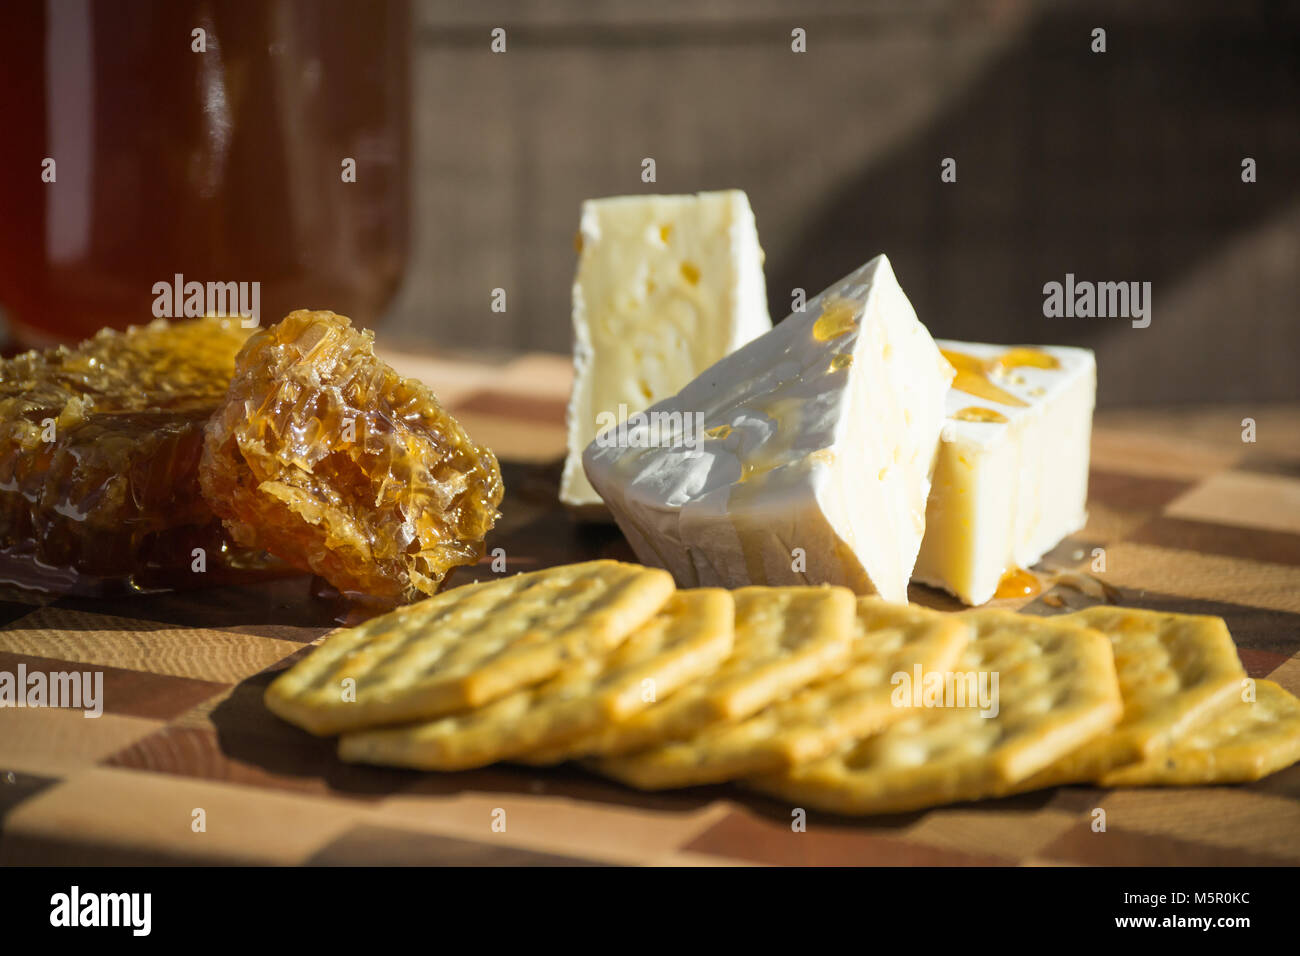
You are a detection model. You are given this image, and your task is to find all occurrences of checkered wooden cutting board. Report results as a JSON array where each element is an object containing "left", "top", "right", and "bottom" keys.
[{"left": 1, "top": 351, "right": 1298, "bottom": 866}]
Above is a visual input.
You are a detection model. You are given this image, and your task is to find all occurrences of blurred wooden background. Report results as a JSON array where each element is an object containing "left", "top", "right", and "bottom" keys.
[{"left": 384, "top": 0, "right": 1299, "bottom": 406}]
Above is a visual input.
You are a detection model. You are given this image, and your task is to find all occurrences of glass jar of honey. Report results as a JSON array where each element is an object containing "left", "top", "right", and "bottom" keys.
[{"left": 0, "top": 0, "right": 411, "bottom": 346}]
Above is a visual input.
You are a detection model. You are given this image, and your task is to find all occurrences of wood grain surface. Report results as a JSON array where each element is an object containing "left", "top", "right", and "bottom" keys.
[{"left": 1, "top": 351, "right": 1298, "bottom": 866}]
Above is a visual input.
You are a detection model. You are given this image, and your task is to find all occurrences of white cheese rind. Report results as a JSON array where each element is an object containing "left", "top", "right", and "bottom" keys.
[
  {"left": 561, "top": 190, "right": 771, "bottom": 511},
  {"left": 583, "top": 255, "right": 953, "bottom": 603},
  {"left": 912, "top": 340, "right": 1096, "bottom": 605}
]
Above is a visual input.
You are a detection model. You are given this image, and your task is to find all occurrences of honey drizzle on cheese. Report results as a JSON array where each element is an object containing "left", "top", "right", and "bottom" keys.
[
  {"left": 727, "top": 294, "right": 865, "bottom": 586},
  {"left": 812, "top": 299, "right": 858, "bottom": 342},
  {"left": 734, "top": 396, "right": 806, "bottom": 484},
  {"left": 952, "top": 406, "right": 1008, "bottom": 424},
  {"left": 997, "top": 347, "right": 1060, "bottom": 371},
  {"left": 941, "top": 350, "right": 1028, "bottom": 408},
  {"left": 942, "top": 347, "right": 1059, "bottom": 410}
]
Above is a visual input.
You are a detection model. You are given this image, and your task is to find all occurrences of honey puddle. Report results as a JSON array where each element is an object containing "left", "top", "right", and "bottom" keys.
[
  {"left": 994, "top": 567, "right": 1042, "bottom": 599},
  {"left": 990, "top": 566, "right": 1121, "bottom": 606}
]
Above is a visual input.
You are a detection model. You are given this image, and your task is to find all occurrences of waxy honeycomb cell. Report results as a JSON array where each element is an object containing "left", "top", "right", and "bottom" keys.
[
  {"left": 0, "top": 317, "right": 254, "bottom": 588},
  {"left": 199, "top": 310, "right": 504, "bottom": 604}
]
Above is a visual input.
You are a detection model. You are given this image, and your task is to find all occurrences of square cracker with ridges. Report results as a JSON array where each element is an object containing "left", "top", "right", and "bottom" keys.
[
  {"left": 1099, "top": 680, "right": 1300, "bottom": 787},
  {"left": 519, "top": 585, "right": 855, "bottom": 764},
  {"left": 1008, "top": 605, "right": 1247, "bottom": 791},
  {"left": 593, "top": 597, "right": 970, "bottom": 789},
  {"left": 335, "top": 589, "right": 734, "bottom": 771},
  {"left": 746, "top": 609, "right": 1122, "bottom": 816},
  {"left": 264, "top": 560, "right": 675, "bottom": 735}
]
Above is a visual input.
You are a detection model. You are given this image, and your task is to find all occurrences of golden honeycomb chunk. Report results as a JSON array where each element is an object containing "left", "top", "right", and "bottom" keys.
[
  {"left": 199, "top": 310, "right": 504, "bottom": 604},
  {"left": 0, "top": 317, "right": 255, "bottom": 589}
]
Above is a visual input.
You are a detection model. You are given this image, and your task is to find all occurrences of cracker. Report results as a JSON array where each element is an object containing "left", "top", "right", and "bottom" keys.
[
  {"left": 336, "top": 590, "right": 734, "bottom": 770},
  {"left": 594, "top": 598, "right": 970, "bottom": 789},
  {"left": 746, "top": 609, "right": 1121, "bottom": 815},
  {"left": 265, "top": 560, "right": 675, "bottom": 735},
  {"left": 1008, "top": 606, "right": 1246, "bottom": 790},
  {"left": 1100, "top": 680, "right": 1300, "bottom": 787},
  {"left": 520, "top": 585, "right": 855, "bottom": 763}
]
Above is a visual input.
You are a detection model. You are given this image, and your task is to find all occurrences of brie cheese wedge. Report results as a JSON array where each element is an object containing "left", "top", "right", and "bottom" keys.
[
  {"left": 561, "top": 190, "right": 771, "bottom": 512},
  {"left": 583, "top": 255, "right": 953, "bottom": 603},
  {"left": 912, "top": 341, "right": 1096, "bottom": 605}
]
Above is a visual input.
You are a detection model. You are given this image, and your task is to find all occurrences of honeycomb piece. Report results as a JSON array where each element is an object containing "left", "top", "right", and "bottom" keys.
[
  {"left": 199, "top": 310, "right": 504, "bottom": 604},
  {"left": 0, "top": 317, "right": 255, "bottom": 588}
]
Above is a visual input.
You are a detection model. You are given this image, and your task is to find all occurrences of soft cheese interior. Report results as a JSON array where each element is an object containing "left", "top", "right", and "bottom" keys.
[
  {"left": 583, "top": 255, "right": 953, "bottom": 603},
  {"left": 912, "top": 340, "right": 1096, "bottom": 605},
  {"left": 561, "top": 190, "right": 771, "bottom": 511}
]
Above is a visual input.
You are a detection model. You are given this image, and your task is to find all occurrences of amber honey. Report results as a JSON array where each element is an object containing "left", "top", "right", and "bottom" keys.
[
  {"left": 0, "top": 317, "right": 258, "bottom": 591},
  {"left": 0, "top": 1, "right": 410, "bottom": 346},
  {"left": 994, "top": 567, "right": 1043, "bottom": 600},
  {"left": 200, "top": 310, "right": 504, "bottom": 605}
]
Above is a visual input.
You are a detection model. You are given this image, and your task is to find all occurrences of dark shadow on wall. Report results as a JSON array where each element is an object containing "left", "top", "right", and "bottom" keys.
[{"left": 771, "top": 1, "right": 1300, "bottom": 405}]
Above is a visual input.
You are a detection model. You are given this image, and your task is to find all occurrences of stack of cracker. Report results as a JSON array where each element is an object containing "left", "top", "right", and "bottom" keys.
[{"left": 265, "top": 560, "right": 1300, "bottom": 816}]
